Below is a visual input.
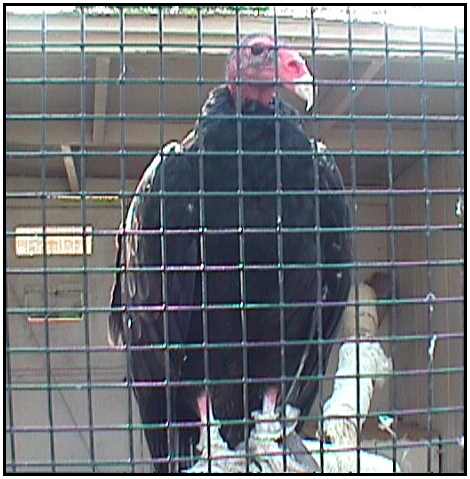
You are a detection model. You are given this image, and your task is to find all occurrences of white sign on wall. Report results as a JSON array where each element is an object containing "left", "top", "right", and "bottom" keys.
[{"left": 15, "top": 225, "right": 93, "bottom": 257}]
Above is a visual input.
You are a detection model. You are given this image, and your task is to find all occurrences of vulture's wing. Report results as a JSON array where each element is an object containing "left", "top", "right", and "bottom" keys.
[
  {"left": 295, "top": 139, "right": 352, "bottom": 414},
  {"left": 108, "top": 140, "right": 201, "bottom": 470}
]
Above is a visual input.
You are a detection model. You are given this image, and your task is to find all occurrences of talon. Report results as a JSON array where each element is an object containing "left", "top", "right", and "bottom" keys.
[
  {"left": 284, "top": 431, "right": 321, "bottom": 472},
  {"left": 185, "top": 393, "right": 245, "bottom": 473}
]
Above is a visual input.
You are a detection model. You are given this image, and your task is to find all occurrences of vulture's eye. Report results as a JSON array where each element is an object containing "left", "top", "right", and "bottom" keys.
[{"left": 250, "top": 43, "right": 266, "bottom": 56}]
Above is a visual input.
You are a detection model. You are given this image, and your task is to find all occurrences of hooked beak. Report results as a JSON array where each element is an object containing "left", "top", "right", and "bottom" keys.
[
  {"left": 277, "top": 46, "right": 317, "bottom": 111},
  {"left": 293, "top": 73, "right": 316, "bottom": 111}
]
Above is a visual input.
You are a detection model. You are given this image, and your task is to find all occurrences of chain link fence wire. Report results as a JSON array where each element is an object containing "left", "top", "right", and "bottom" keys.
[{"left": 5, "top": 5, "right": 465, "bottom": 473}]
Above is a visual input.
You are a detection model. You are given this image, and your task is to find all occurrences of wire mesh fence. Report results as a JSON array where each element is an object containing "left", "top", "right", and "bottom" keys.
[{"left": 5, "top": 6, "right": 465, "bottom": 474}]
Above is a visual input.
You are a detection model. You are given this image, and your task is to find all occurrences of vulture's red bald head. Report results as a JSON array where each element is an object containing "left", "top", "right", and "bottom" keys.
[{"left": 226, "top": 34, "right": 315, "bottom": 110}]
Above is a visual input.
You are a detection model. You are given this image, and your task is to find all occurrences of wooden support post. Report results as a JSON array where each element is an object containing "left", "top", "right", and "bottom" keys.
[{"left": 61, "top": 144, "right": 80, "bottom": 192}]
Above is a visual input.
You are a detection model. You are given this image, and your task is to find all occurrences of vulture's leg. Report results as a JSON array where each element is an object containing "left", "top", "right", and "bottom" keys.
[
  {"left": 196, "top": 393, "right": 215, "bottom": 452},
  {"left": 262, "top": 386, "right": 279, "bottom": 415},
  {"left": 253, "top": 387, "right": 320, "bottom": 472},
  {"left": 185, "top": 392, "right": 245, "bottom": 472},
  {"left": 196, "top": 392, "right": 230, "bottom": 455}
]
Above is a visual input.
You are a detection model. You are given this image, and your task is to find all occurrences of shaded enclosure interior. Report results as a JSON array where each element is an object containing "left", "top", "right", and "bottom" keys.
[{"left": 5, "top": 9, "right": 464, "bottom": 473}]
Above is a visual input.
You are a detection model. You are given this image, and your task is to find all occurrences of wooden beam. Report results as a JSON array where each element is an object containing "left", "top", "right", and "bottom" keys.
[
  {"left": 92, "top": 56, "right": 111, "bottom": 145},
  {"left": 323, "top": 58, "right": 385, "bottom": 130},
  {"left": 61, "top": 144, "right": 80, "bottom": 192},
  {"left": 7, "top": 120, "right": 454, "bottom": 149}
]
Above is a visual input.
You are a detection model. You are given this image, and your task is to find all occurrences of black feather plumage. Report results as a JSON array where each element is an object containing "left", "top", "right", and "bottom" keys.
[{"left": 108, "top": 85, "right": 351, "bottom": 471}]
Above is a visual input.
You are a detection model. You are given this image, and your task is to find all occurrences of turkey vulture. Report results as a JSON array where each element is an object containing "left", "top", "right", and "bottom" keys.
[{"left": 108, "top": 34, "right": 351, "bottom": 471}]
